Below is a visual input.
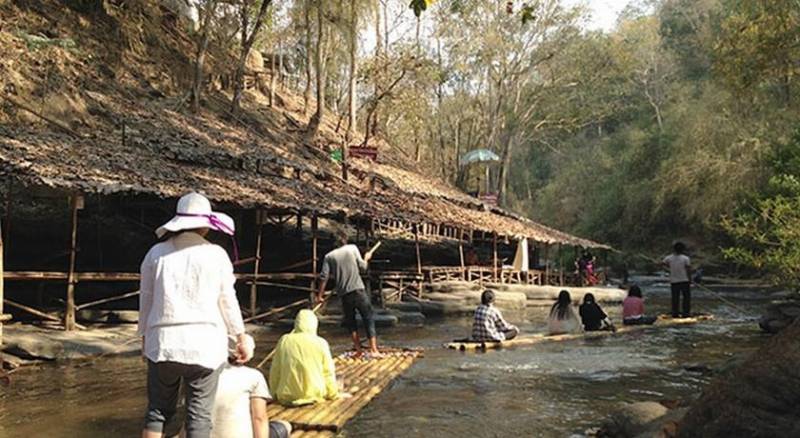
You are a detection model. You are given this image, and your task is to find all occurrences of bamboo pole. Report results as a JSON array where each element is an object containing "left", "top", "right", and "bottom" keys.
[
  {"left": 250, "top": 212, "right": 264, "bottom": 316},
  {"left": 65, "top": 195, "right": 81, "bottom": 331},
  {"left": 414, "top": 225, "right": 421, "bottom": 275},
  {"left": 4, "top": 298, "right": 61, "bottom": 322},
  {"left": 243, "top": 297, "right": 309, "bottom": 323},
  {"left": 249, "top": 282, "right": 317, "bottom": 293},
  {"left": 75, "top": 290, "right": 139, "bottom": 310},
  {"left": 311, "top": 214, "right": 319, "bottom": 298},
  {"left": 492, "top": 232, "right": 498, "bottom": 282}
]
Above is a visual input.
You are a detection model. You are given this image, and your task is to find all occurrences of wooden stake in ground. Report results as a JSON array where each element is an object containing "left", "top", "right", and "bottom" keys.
[{"left": 65, "top": 195, "right": 82, "bottom": 331}]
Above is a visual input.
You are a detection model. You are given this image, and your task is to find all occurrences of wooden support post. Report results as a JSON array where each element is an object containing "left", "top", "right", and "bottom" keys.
[
  {"left": 250, "top": 211, "right": 264, "bottom": 316},
  {"left": 310, "top": 214, "right": 319, "bottom": 298},
  {"left": 492, "top": 233, "right": 498, "bottom": 282},
  {"left": 0, "top": 216, "right": 4, "bottom": 346},
  {"left": 544, "top": 244, "right": 550, "bottom": 286},
  {"left": 414, "top": 224, "right": 422, "bottom": 275},
  {"left": 65, "top": 195, "right": 82, "bottom": 331},
  {"left": 295, "top": 212, "right": 303, "bottom": 236},
  {"left": 558, "top": 244, "right": 564, "bottom": 286}
]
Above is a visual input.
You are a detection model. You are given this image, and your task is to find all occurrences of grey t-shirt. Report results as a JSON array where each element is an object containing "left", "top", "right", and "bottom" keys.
[
  {"left": 319, "top": 244, "right": 367, "bottom": 296},
  {"left": 663, "top": 253, "right": 691, "bottom": 283}
]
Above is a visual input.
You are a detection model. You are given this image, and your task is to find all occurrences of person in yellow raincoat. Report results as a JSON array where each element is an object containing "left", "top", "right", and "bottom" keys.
[{"left": 268, "top": 309, "right": 339, "bottom": 406}]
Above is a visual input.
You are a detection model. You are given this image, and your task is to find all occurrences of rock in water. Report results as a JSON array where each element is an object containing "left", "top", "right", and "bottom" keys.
[
  {"left": 758, "top": 301, "right": 800, "bottom": 334},
  {"left": 599, "top": 401, "right": 668, "bottom": 437},
  {"left": 677, "top": 318, "right": 800, "bottom": 437}
]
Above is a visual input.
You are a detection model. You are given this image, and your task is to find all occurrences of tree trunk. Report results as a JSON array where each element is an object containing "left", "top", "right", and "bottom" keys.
[
  {"left": 307, "top": 1, "right": 326, "bottom": 138},
  {"left": 498, "top": 131, "right": 516, "bottom": 207},
  {"left": 190, "top": 0, "right": 218, "bottom": 113},
  {"left": 269, "top": 27, "right": 278, "bottom": 107},
  {"left": 303, "top": 0, "right": 313, "bottom": 115},
  {"left": 231, "top": 0, "right": 273, "bottom": 114},
  {"left": 278, "top": 37, "right": 284, "bottom": 89},
  {"left": 345, "top": 0, "right": 358, "bottom": 143}
]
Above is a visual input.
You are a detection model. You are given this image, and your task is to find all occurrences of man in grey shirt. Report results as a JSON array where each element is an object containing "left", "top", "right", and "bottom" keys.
[{"left": 316, "top": 232, "right": 379, "bottom": 355}]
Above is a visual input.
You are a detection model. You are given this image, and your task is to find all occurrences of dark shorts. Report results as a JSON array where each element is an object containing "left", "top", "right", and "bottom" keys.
[
  {"left": 269, "top": 421, "right": 290, "bottom": 438},
  {"left": 145, "top": 360, "right": 222, "bottom": 438},
  {"left": 341, "top": 289, "right": 377, "bottom": 338}
]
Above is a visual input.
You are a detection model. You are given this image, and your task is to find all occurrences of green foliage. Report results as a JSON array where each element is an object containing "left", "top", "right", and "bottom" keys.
[
  {"left": 722, "top": 126, "right": 800, "bottom": 288},
  {"left": 712, "top": 0, "right": 800, "bottom": 104},
  {"left": 722, "top": 129, "right": 800, "bottom": 287}
]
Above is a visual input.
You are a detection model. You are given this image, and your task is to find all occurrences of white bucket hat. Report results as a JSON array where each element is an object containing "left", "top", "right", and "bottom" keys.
[{"left": 155, "top": 192, "right": 236, "bottom": 238}]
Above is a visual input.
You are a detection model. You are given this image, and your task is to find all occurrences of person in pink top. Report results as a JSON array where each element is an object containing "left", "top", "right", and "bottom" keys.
[{"left": 622, "top": 285, "right": 657, "bottom": 325}]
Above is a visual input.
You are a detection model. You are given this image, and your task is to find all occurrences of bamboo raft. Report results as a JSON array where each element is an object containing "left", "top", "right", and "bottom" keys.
[
  {"left": 267, "top": 350, "right": 422, "bottom": 437},
  {"left": 445, "top": 314, "right": 715, "bottom": 351}
]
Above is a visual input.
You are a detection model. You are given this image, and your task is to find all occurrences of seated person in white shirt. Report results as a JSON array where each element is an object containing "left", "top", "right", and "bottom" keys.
[{"left": 211, "top": 335, "right": 292, "bottom": 438}]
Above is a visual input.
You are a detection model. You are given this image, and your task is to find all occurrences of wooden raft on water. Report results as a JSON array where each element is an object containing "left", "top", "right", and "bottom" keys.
[
  {"left": 445, "top": 314, "right": 715, "bottom": 351},
  {"left": 268, "top": 350, "right": 421, "bottom": 437}
]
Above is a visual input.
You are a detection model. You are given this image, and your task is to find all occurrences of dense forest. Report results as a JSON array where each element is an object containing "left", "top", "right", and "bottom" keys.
[{"left": 10, "top": 0, "right": 799, "bottom": 283}]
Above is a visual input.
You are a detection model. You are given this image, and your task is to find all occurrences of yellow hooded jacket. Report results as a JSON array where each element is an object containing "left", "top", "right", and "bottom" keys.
[{"left": 268, "top": 309, "right": 339, "bottom": 406}]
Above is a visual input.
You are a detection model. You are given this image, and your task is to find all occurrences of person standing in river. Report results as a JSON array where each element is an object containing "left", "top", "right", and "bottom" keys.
[
  {"left": 139, "top": 192, "right": 253, "bottom": 438},
  {"left": 316, "top": 231, "right": 380, "bottom": 355},
  {"left": 663, "top": 241, "right": 693, "bottom": 317}
]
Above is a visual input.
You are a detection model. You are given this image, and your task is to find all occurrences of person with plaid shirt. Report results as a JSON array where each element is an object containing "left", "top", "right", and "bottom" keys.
[{"left": 471, "top": 290, "right": 519, "bottom": 341}]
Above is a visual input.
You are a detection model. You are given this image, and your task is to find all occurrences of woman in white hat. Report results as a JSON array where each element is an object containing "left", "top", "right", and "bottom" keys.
[{"left": 139, "top": 192, "right": 252, "bottom": 438}]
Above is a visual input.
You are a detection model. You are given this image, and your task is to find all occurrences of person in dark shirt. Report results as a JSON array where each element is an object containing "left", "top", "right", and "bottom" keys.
[{"left": 579, "top": 293, "right": 616, "bottom": 332}]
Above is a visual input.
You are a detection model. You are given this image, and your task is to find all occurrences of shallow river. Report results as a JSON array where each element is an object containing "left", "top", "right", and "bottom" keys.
[{"left": 0, "top": 283, "right": 771, "bottom": 437}]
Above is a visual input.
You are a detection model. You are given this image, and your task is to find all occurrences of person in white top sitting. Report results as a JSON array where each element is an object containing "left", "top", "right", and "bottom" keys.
[
  {"left": 211, "top": 335, "right": 292, "bottom": 438},
  {"left": 139, "top": 192, "right": 253, "bottom": 438}
]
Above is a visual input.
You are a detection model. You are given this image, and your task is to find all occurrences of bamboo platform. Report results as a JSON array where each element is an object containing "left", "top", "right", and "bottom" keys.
[
  {"left": 268, "top": 350, "right": 422, "bottom": 436},
  {"left": 445, "top": 314, "right": 715, "bottom": 351}
]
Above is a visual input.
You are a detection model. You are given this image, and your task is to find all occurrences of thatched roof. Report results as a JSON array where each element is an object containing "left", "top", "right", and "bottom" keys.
[{"left": 0, "top": 116, "right": 607, "bottom": 249}]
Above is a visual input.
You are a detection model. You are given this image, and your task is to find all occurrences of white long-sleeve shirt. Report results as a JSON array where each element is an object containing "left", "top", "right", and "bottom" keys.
[{"left": 138, "top": 232, "right": 245, "bottom": 370}]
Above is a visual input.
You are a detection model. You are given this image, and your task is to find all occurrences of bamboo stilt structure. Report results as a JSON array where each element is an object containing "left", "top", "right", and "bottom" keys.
[
  {"left": 458, "top": 241, "right": 465, "bottom": 271},
  {"left": 65, "top": 195, "right": 82, "bottom": 331}
]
